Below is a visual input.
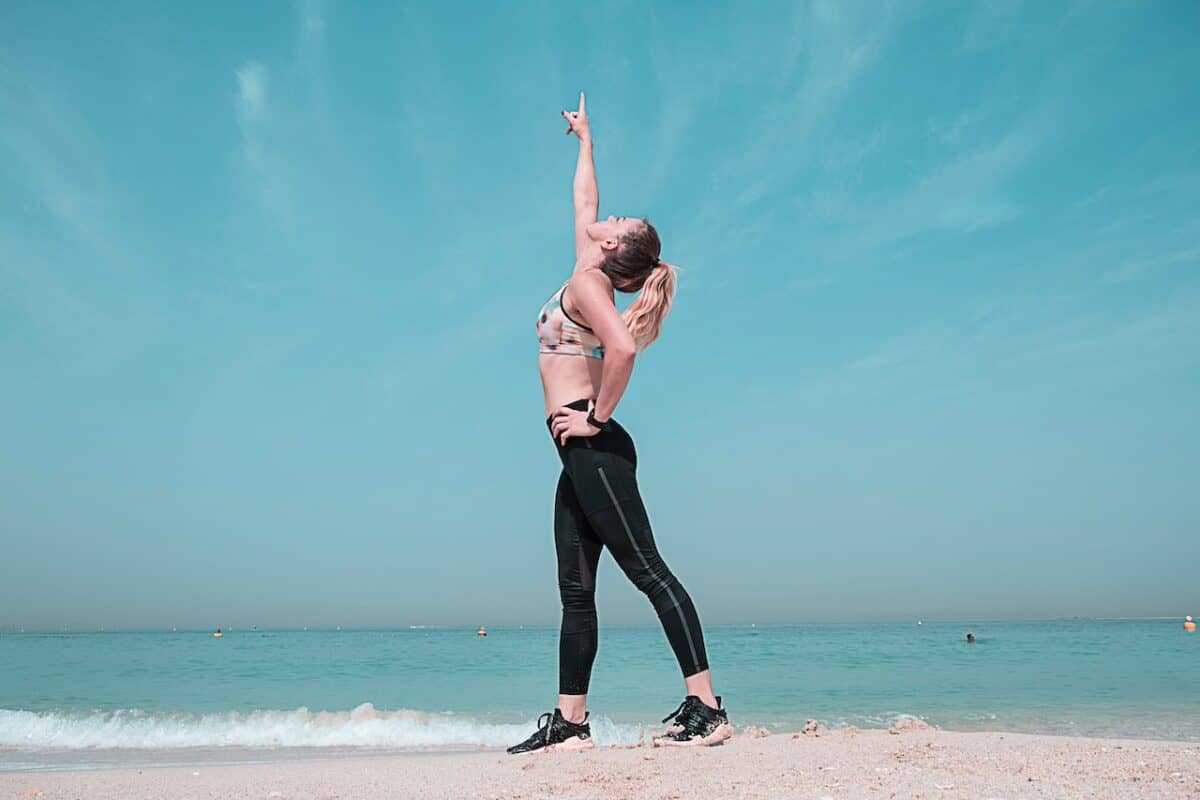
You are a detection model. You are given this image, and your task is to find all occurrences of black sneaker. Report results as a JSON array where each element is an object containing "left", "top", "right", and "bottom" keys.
[
  {"left": 653, "top": 697, "right": 732, "bottom": 747},
  {"left": 660, "top": 695, "right": 722, "bottom": 735},
  {"left": 506, "top": 708, "right": 594, "bottom": 754}
]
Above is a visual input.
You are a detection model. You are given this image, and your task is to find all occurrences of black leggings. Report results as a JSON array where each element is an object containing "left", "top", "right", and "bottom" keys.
[{"left": 548, "top": 398, "right": 709, "bottom": 695}]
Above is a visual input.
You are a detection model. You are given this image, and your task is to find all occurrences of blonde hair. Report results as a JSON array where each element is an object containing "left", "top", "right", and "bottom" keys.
[
  {"left": 622, "top": 260, "right": 677, "bottom": 351},
  {"left": 600, "top": 218, "right": 677, "bottom": 352}
]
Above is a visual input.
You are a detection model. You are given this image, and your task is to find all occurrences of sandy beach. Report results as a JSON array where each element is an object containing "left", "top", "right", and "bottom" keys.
[{"left": 5, "top": 725, "right": 1197, "bottom": 800}]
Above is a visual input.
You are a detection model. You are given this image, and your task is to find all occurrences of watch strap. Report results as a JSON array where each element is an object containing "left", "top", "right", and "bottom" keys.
[{"left": 586, "top": 408, "right": 611, "bottom": 431}]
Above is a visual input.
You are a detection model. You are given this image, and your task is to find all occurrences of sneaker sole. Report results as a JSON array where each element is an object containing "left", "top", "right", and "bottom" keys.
[
  {"left": 542, "top": 735, "right": 595, "bottom": 753},
  {"left": 652, "top": 722, "right": 733, "bottom": 748}
]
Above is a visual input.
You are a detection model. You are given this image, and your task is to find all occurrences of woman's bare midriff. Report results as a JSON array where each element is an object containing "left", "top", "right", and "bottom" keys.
[{"left": 540, "top": 353, "right": 604, "bottom": 418}]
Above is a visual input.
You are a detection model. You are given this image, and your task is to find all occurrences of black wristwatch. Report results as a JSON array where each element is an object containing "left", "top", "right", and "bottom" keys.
[{"left": 586, "top": 408, "right": 612, "bottom": 431}]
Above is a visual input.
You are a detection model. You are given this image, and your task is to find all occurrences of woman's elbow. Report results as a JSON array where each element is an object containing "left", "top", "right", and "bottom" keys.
[{"left": 607, "top": 341, "right": 636, "bottom": 363}]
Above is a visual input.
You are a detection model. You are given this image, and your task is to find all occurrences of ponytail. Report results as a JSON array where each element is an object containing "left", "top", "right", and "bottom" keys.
[
  {"left": 599, "top": 218, "right": 677, "bottom": 350},
  {"left": 622, "top": 260, "right": 677, "bottom": 352}
]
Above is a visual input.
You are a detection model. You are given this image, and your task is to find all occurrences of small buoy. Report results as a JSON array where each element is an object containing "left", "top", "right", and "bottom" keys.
[
  {"left": 1185, "top": 616, "right": 1196, "bottom": 633},
  {"left": 477, "top": 625, "right": 487, "bottom": 637},
  {"left": 213, "top": 629, "right": 223, "bottom": 639},
  {"left": 917, "top": 620, "right": 923, "bottom": 626}
]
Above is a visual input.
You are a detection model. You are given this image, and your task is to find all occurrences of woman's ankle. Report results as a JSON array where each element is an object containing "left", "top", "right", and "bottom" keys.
[
  {"left": 557, "top": 694, "right": 588, "bottom": 724},
  {"left": 682, "top": 669, "right": 719, "bottom": 710}
]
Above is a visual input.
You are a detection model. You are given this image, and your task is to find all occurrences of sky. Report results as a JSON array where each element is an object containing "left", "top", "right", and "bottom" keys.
[{"left": 1, "top": 1, "right": 1197, "bottom": 630}]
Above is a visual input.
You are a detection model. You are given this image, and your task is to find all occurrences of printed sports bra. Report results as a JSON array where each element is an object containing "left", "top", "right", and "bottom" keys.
[{"left": 536, "top": 281, "right": 605, "bottom": 359}]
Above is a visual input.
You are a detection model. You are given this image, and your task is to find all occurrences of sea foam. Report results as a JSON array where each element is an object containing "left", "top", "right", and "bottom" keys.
[{"left": 0, "top": 704, "right": 647, "bottom": 750}]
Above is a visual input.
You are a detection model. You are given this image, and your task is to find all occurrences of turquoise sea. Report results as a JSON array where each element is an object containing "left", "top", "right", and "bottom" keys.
[{"left": 1, "top": 620, "right": 1196, "bottom": 770}]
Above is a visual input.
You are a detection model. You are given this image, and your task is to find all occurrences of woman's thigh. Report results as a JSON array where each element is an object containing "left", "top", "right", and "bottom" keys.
[
  {"left": 562, "top": 447, "right": 669, "bottom": 587},
  {"left": 554, "top": 469, "right": 603, "bottom": 593}
]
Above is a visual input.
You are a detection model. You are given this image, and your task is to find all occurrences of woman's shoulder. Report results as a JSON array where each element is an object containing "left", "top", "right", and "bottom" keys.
[{"left": 566, "top": 267, "right": 612, "bottom": 294}]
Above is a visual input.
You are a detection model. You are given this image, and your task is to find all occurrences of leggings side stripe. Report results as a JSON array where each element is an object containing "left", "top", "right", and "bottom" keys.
[{"left": 596, "top": 466, "right": 700, "bottom": 671}]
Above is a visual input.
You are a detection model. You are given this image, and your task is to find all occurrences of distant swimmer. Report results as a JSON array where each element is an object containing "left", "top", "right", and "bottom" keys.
[
  {"left": 213, "top": 628, "right": 223, "bottom": 639},
  {"left": 1185, "top": 616, "right": 1196, "bottom": 633},
  {"left": 966, "top": 633, "right": 976, "bottom": 644},
  {"left": 477, "top": 626, "right": 488, "bottom": 637}
]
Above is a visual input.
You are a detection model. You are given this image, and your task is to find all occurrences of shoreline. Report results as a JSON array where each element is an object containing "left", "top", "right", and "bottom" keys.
[{"left": 4, "top": 727, "right": 1196, "bottom": 799}]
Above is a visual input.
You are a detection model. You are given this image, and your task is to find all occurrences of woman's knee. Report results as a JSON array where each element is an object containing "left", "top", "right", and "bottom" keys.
[
  {"left": 559, "top": 584, "right": 596, "bottom": 615},
  {"left": 627, "top": 557, "right": 677, "bottom": 601}
]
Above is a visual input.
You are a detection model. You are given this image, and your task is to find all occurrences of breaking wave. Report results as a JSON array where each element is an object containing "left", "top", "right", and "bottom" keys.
[{"left": 0, "top": 704, "right": 648, "bottom": 750}]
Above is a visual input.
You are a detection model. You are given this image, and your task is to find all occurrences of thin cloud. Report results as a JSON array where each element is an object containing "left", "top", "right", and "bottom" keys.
[
  {"left": 797, "top": 118, "right": 1041, "bottom": 260},
  {"left": 1101, "top": 245, "right": 1200, "bottom": 285},
  {"left": 235, "top": 61, "right": 267, "bottom": 122},
  {"left": 233, "top": 61, "right": 294, "bottom": 228},
  {"left": 300, "top": 0, "right": 325, "bottom": 55},
  {"left": 929, "top": 110, "right": 981, "bottom": 146},
  {"left": 722, "top": 1, "right": 901, "bottom": 199},
  {"left": 0, "top": 71, "right": 162, "bottom": 374}
]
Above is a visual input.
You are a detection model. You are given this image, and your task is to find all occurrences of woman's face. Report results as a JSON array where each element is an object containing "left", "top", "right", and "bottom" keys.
[{"left": 586, "top": 216, "right": 644, "bottom": 249}]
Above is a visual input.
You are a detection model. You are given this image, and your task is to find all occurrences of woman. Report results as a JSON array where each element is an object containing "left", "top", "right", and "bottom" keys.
[{"left": 507, "top": 93, "right": 732, "bottom": 754}]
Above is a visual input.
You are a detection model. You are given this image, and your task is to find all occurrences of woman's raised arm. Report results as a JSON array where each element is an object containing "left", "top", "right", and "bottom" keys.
[{"left": 562, "top": 92, "right": 597, "bottom": 260}]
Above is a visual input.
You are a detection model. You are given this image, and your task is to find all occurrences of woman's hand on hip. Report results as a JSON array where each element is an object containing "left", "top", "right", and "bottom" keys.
[{"left": 550, "top": 405, "right": 600, "bottom": 445}]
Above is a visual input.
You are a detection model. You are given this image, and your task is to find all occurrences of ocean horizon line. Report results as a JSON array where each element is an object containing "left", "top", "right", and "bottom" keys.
[{"left": 1, "top": 615, "right": 1191, "bottom": 634}]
